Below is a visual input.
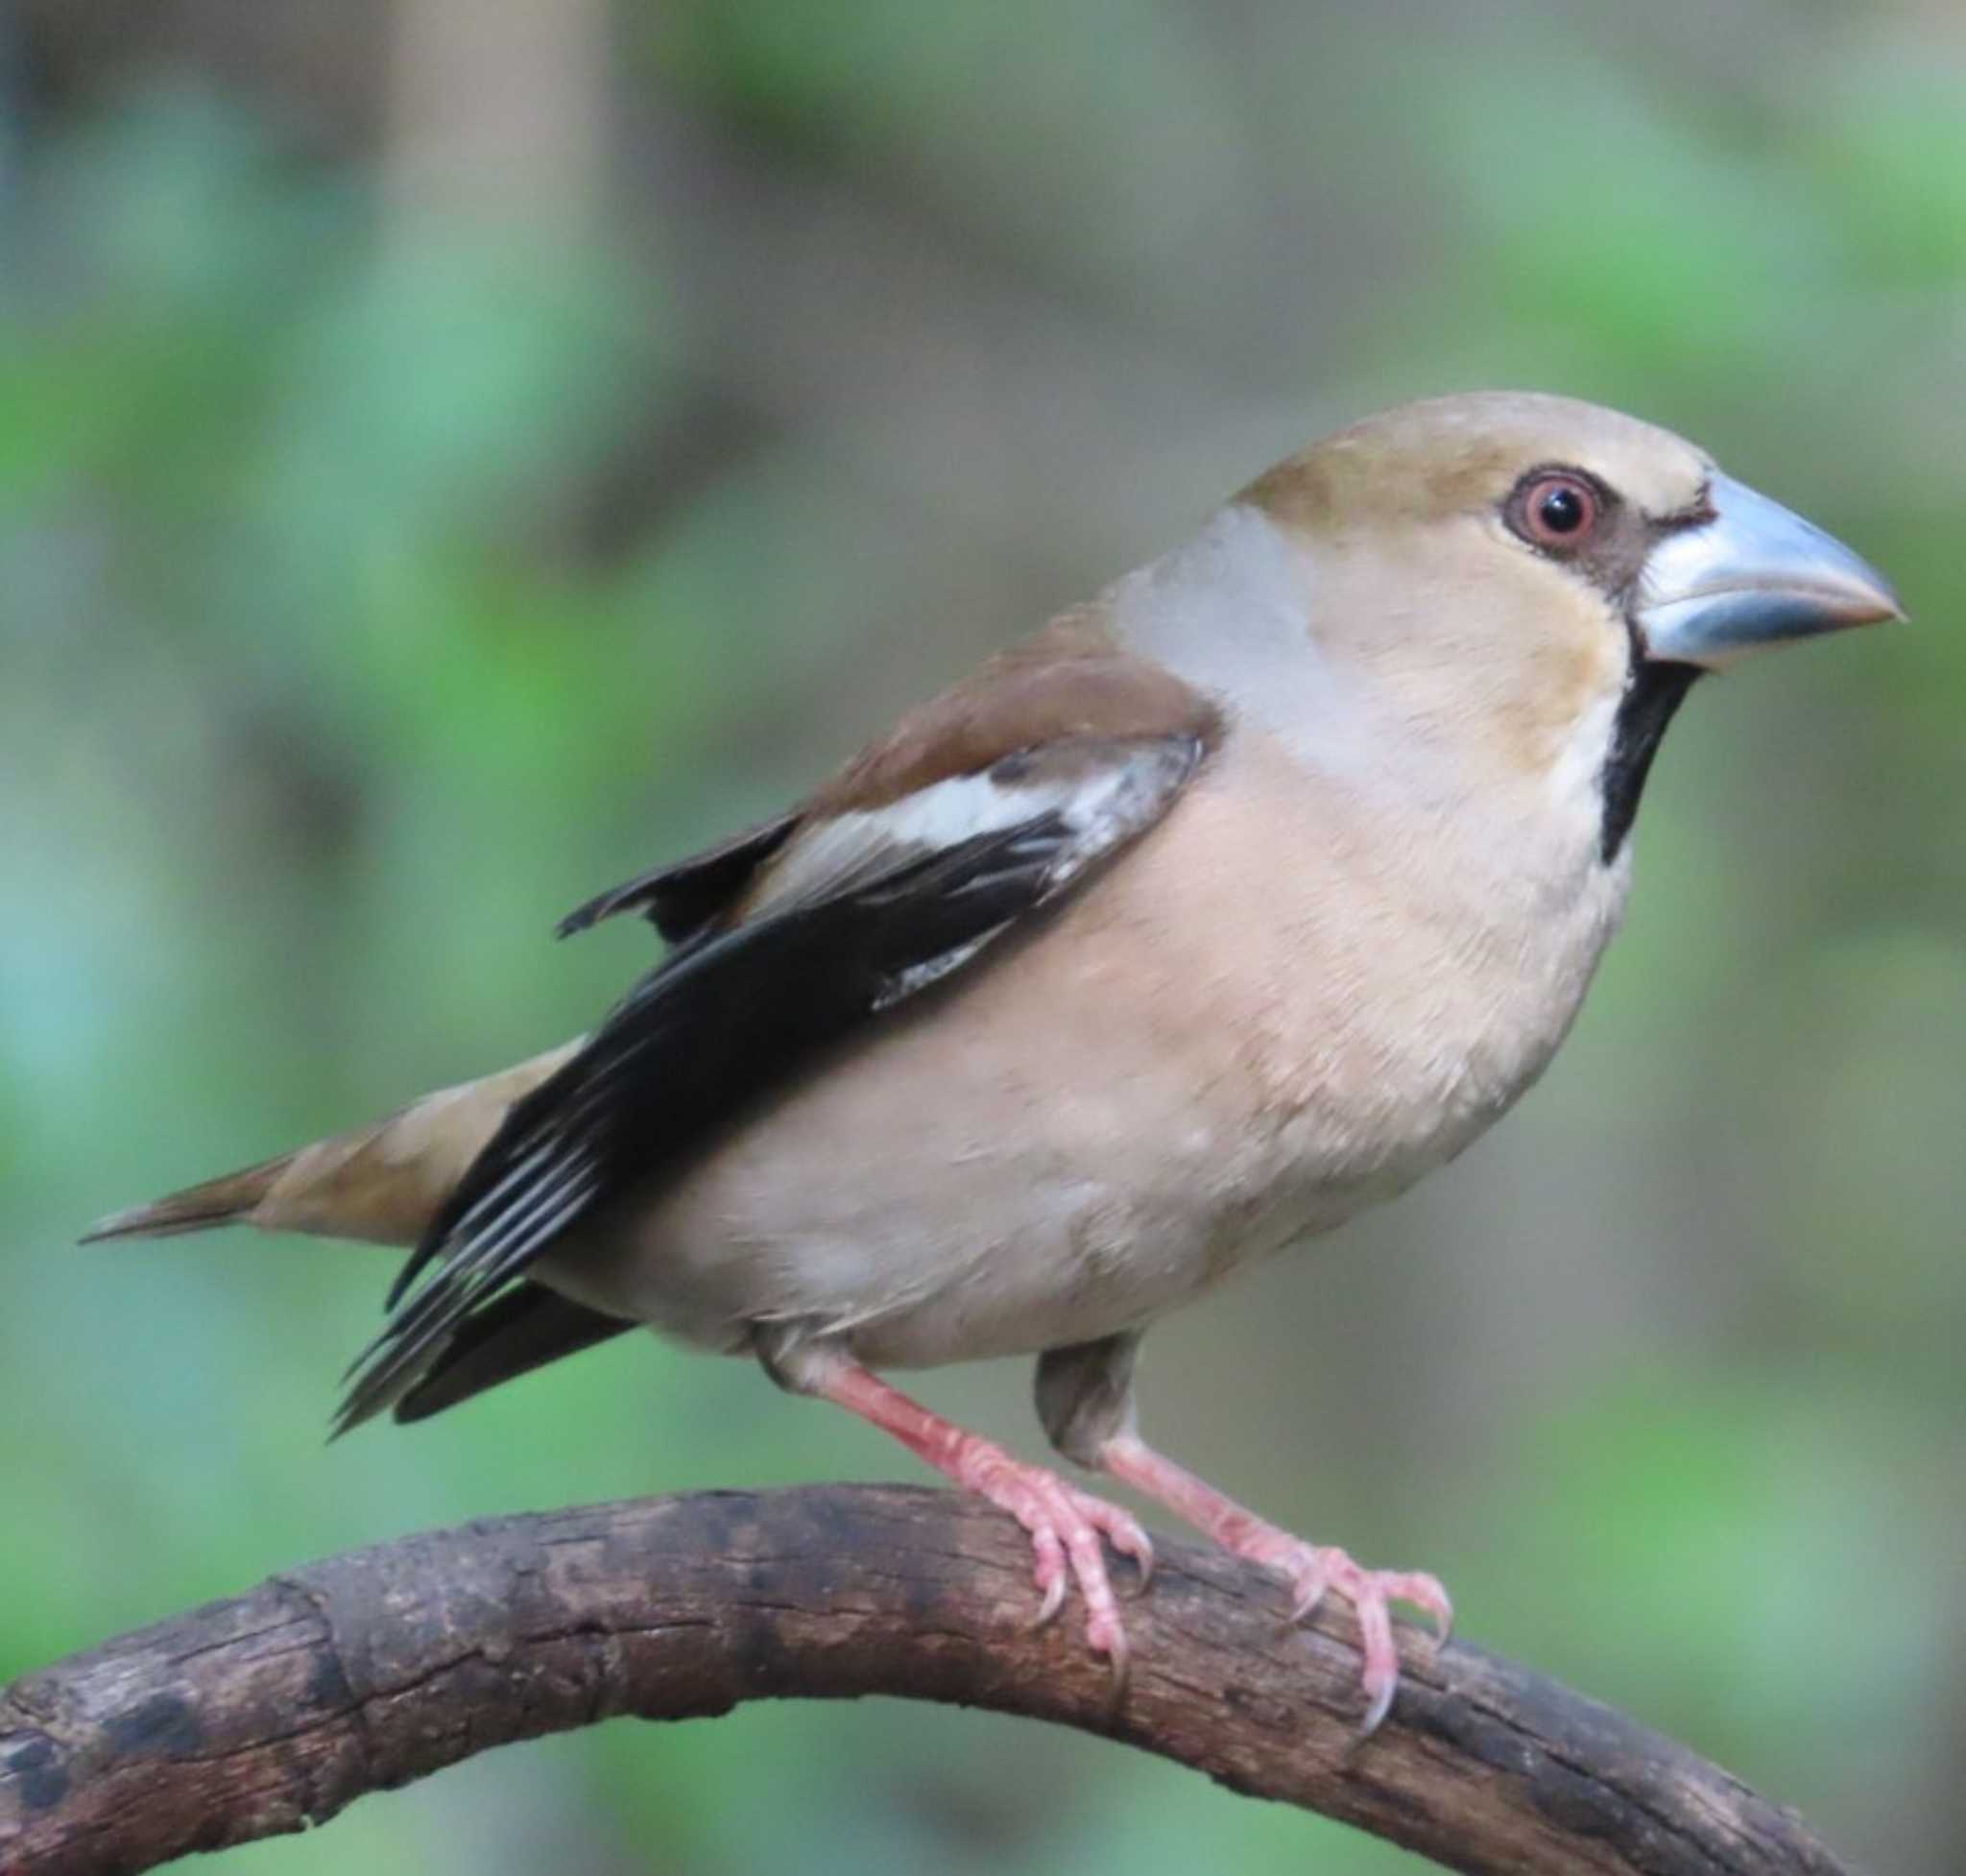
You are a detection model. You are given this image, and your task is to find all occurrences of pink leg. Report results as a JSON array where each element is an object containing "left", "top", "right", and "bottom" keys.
[
  {"left": 815, "top": 1364, "right": 1155, "bottom": 1677},
  {"left": 1101, "top": 1432, "right": 1451, "bottom": 1734}
]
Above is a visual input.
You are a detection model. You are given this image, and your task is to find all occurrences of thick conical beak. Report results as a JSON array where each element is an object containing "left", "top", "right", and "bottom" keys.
[{"left": 1635, "top": 471, "right": 1905, "bottom": 668}]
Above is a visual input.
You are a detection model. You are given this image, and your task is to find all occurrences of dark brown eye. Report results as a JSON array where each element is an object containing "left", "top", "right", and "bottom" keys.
[{"left": 1514, "top": 472, "right": 1599, "bottom": 548}]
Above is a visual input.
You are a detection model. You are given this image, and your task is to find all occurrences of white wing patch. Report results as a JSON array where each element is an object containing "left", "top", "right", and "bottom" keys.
[{"left": 747, "top": 738, "right": 1198, "bottom": 925}]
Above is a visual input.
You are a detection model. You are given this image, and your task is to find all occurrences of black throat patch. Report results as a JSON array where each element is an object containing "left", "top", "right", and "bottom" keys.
[{"left": 1598, "top": 658, "right": 1700, "bottom": 863}]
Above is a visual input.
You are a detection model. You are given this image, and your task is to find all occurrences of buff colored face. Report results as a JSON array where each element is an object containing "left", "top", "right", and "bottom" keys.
[{"left": 1242, "top": 392, "right": 1899, "bottom": 785}]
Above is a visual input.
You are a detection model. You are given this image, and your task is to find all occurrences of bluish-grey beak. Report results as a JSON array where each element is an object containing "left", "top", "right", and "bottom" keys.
[{"left": 1635, "top": 471, "right": 1905, "bottom": 668}]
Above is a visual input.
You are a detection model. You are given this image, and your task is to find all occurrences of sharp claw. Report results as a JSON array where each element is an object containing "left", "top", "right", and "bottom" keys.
[
  {"left": 1289, "top": 1576, "right": 1327, "bottom": 1623},
  {"left": 1115, "top": 1527, "right": 1155, "bottom": 1592},
  {"left": 1088, "top": 1609, "right": 1130, "bottom": 1671},
  {"left": 1358, "top": 1673, "right": 1395, "bottom": 1739},
  {"left": 1029, "top": 1572, "right": 1067, "bottom": 1629},
  {"left": 1101, "top": 1638, "right": 1132, "bottom": 1714},
  {"left": 1386, "top": 1573, "right": 1453, "bottom": 1648}
]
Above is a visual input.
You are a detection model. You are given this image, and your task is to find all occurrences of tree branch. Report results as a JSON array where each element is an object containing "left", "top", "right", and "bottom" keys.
[{"left": 1, "top": 1484, "right": 1855, "bottom": 1876}]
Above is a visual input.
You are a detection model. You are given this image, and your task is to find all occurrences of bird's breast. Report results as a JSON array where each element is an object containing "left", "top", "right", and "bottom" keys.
[{"left": 1097, "top": 728, "right": 1631, "bottom": 1253}]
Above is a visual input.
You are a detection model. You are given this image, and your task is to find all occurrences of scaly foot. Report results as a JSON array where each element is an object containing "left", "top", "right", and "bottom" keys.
[
  {"left": 809, "top": 1360, "right": 1154, "bottom": 1675},
  {"left": 1231, "top": 1527, "right": 1451, "bottom": 1734},
  {"left": 951, "top": 1443, "right": 1155, "bottom": 1675},
  {"left": 1101, "top": 1431, "right": 1449, "bottom": 1733}
]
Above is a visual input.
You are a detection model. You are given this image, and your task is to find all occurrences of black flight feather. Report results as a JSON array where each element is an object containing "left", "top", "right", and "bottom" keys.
[
  {"left": 393, "top": 1285, "right": 635, "bottom": 1424},
  {"left": 556, "top": 812, "right": 800, "bottom": 942}
]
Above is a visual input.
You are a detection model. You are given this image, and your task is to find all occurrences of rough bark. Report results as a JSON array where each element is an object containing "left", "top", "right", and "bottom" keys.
[{"left": 1, "top": 1484, "right": 1858, "bottom": 1876}]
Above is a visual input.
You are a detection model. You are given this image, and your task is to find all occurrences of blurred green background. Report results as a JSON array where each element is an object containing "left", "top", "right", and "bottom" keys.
[{"left": 3, "top": 3, "right": 1962, "bottom": 1872}]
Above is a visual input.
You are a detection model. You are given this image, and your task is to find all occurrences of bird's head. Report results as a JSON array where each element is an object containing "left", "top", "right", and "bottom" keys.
[{"left": 1233, "top": 391, "right": 1904, "bottom": 858}]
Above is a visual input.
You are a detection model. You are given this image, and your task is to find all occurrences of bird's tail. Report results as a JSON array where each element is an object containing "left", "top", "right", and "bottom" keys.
[
  {"left": 80, "top": 1040, "right": 585, "bottom": 1250},
  {"left": 81, "top": 1150, "right": 303, "bottom": 1242}
]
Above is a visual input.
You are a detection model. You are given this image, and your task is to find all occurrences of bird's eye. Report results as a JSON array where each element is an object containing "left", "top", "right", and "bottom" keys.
[{"left": 1512, "top": 472, "right": 1600, "bottom": 550}]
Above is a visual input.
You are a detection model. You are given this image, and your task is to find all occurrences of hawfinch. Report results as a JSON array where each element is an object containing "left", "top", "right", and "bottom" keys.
[{"left": 88, "top": 392, "right": 1902, "bottom": 1731}]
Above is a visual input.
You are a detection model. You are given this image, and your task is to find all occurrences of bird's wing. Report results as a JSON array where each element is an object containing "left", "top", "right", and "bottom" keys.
[
  {"left": 554, "top": 812, "right": 801, "bottom": 943},
  {"left": 393, "top": 1284, "right": 635, "bottom": 1423},
  {"left": 554, "top": 605, "right": 1212, "bottom": 943},
  {"left": 337, "top": 703, "right": 1214, "bottom": 1432}
]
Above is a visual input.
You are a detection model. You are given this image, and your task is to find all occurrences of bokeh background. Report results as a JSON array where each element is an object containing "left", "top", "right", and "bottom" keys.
[{"left": 3, "top": 3, "right": 1962, "bottom": 1871}]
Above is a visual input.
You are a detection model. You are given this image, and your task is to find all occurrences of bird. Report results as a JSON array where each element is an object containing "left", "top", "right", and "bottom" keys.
[{"left": 84, "top": 391, "right": 1902, "bottom": 1732}]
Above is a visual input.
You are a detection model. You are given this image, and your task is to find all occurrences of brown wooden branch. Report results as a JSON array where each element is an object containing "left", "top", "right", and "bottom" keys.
[{"left": 1, "top": 1484, "right": 1856, "bottom": 1876}]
